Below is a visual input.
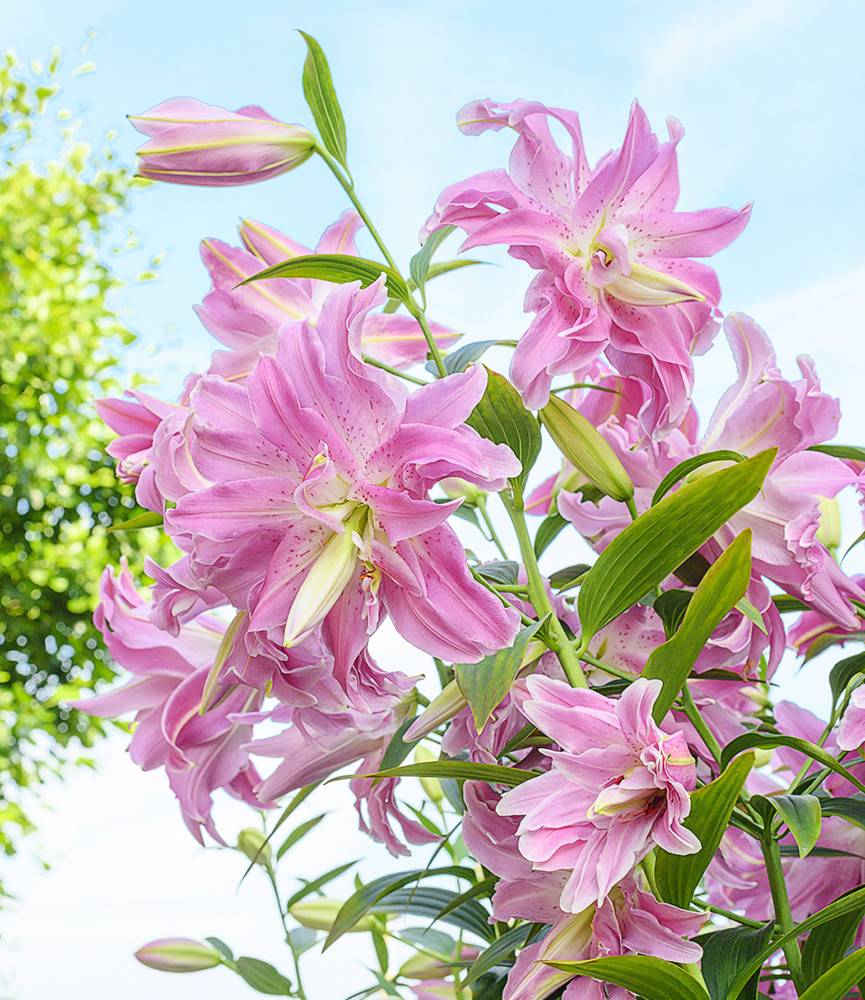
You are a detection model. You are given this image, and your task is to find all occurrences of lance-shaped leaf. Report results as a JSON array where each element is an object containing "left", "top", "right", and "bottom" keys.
[
  {"left": 466, "top": 367, "right": 541, "bottom": 500},
  {"left": 721, "top": 733, "right": 865, "bottom": 796},
  {"left": 810, "top": 443, "right": 865, "bottom": 463},
  {"left": 232, "top": 956, "right": 294, "bottom": 996},
  {"left": 643, "top": 531, "right": 752, "bottom": 721},
  {"left": 276, "top": 813, "right": 326, "bottom": 861},
  {"left": 542, "top": 956, "right": 709, "bottom": 1000},
  {"left": 282, "top": 859, "right": 358, "bottom": 911},
  {"left": 829, "top": 651, "right": 865, "bottom": 704},
  {"left": 239, "top": 252, "right": 409, "bottom": 303},
  {"left": 820, "top": 796, "right": 865, "bottom": 830},
  {"left": 753, "top": 793, "right": 821, "bottom": 858},
  {"left": 801, "top": 890, "right": 865, "bottom": 987},
  {"left": 534, "top": 512, "right": 568, "bottom": 558},
  {"left": 540, "top": 393, "right": 634, "bottom": 503},
  {"left": 798, "top": 946, "right": 865, "bottom": 999},
  {"left": 410, "top": 225, "right": 455, "bottom": 296},
  {"left": 367, "top": 886, "right": 493, "bottom": 940},
  {"left": 454, "top": 618, "right": 547, "bottom": 732},
  {"left": 655, "top": 751, "right": 755, "bottom": 907},
  {"left": 463, "top": 924, "right": 531, "bottom": 987},
  {"left": 577, "top": 449, "right": 774, "bottom": 643},
  {"left": 651, "top": 450, "right": 746, "bottom": 506},
  {"left": 298, "top": 31, "right": 347, "bottom": 167},
  {"left": 428, "top": 339, "right": 498, "bottom": 376},
  {"left": 106, "top": 510, "right": 163, "bottom": 532},
  {"left": 698, "top": 922, "right": 774, "bottom": 1000},
  {"left": 343, "top": 760, "right": 539, "bottom": 788},
  {"left": 323, "top": 866, "right": 474, "bottom": 949}
]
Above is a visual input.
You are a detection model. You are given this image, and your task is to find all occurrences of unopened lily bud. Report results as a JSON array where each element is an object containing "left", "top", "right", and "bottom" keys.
[
  {"left": 130, "top": 98, "right": 315, "bottom": 187},
  {"left": 414, "top": 744, "right": 443, "bottom": 802},
  {"left": 540, "top": 393, "right": 634, "bottom": 503},
  {"left": 237, "top": 827, "right": 272, "bottom": 868},
  {"left": 405, "top": 680, "right": 467, "bottom": 742},
  {"left": 439, "top": 477, "right": 484, "bottom": 504},
  {"left": 399, "top": 945, "right": 479, "bottom": 979},
  {"left": 817, "top": 496, "right": 842, "bottom": 553},
  {"left": 289, "top": 897, "right": 376, "bottom": 932},
  {"left": 135, "top": 938, "right": 222, "bottom": 973}
]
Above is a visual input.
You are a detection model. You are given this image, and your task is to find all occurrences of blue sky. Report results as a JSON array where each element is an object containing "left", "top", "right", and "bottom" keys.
[{"left": 4, "top": 3, "right": 865, "bottom": 999}]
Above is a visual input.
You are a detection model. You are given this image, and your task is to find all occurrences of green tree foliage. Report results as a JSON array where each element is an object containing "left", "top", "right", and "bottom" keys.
[{"left": 0, "top": 50, "right": 166, "bottom": 866}]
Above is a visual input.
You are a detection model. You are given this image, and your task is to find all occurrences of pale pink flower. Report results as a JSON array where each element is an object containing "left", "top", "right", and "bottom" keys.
[
  {"left": 130, "top": 98, "right": 314, "bottom": 186},
  {"left": 498, "top": 677, "right": 699, "bottom": 914},
  {"left": 161, "top": 280, "right": 521, "bottom": 665},
  {"left": 198, "top": 213, "right": 461, "bottom": 375},
  {"left": 838, "top": 687, "right": 865, "bottom": 751},
  {"left": 558, "top": 313, "right": 865, "bottom": 628},
  {"left": 95, "top": 390, "right": 181, "bottom": 485},
  {"left": 787, "top": 577, "right": 865, "bottom": 657},
  {"left": 424, "top": 99, "right": 749, "bottom": 429},
  {"left": 72, "top": 564, "right": 268, "bottom": 843}
]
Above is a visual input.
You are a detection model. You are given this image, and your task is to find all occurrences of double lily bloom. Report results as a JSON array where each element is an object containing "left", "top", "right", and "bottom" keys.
[
  {"left": 424, "top": 99, "right": 750, "bottom": 432},
  {"left": 160, "top": 280, "right": 521, "bottom": 664}
]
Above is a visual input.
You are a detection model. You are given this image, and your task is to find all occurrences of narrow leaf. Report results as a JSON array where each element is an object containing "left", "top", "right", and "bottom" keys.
[
  {"left": 644, "top": 531, "right": 752, "bottom": 720},
  {"left": 298, "top": 31, "right": 347, "bottom": 166},
  {"left": 754, "top": 793, "right": 821, "bottom": 858},
  {"left": 454, "top": 618, "right": 547, "bottom": 732},
  {"left": 410, "top": 225, "right": 455, "bottom": 294},
  {"left": 276, "top": 813, "right": 325, "bottom": 861},
  {"left": 819, "top": 796, "right": 865, "bottom": 831},
  {"left": 106, "top": 510, "right": 163, "bottom": 532},
  {"left": 543, "top": 956, "right": 709, "bottom": 1000},
  {"left": 463, "top": 924, "right": 531, "bottom": 987},
  {"left": 233, "top": 956, "right": 294, "bottom": 995},
  {"left": 655, "top": 752, "right": 755, "bottom": 907},
  {"left": 366, "top": 886, "right": 493, "bottom": 940},
  {"left": 810, "top": 443, "right": 865, "bottom": 463},
  {"left": 534, "top": 512, "right": 568, "bottom": 558},
  {"left": 721, "top": 733, "right": 865, "bottom": 796},
  {"left": 282, "top": 860, "right": 357, "bottom": 912},
  {"left": 798, "top": 946, "right": 865, "bottom": 999},
  {"left": 651, "top": 450, "right": 746, "bottom": 506},
  {"left": 345, "top": 760, "right": 538, "bottom": 788},
  {"left": 802, "top": 890, "right": 865, "bottom": 987},
  {"left": 240, "top": 252, "right": 409, "bottom": 303},
  {"left": 577, "top": 450, "right": 774, "bottom": 642}
]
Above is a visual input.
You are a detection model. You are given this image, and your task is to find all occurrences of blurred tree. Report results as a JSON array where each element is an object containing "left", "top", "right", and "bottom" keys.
[{"left": 0, "top": 49, "right": 167, "bottom": 873}]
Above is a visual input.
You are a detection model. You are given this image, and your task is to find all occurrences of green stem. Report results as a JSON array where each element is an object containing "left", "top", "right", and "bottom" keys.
[
  {"left": 362, "top": 353, "right": 428, "bottom": 385},
  {"left": 503, "top": 495, "right": 587, "bottom": 688},
  {"left": 761, "top": 833, "right": 803, "bottom": 989},
  {"left": 577, "top": 647, "right": 639, "bottom": 683},
  {"left": 266, "top": 867, "right": 307, "bottom": 1000},
  {"left": 625, "top": 496, "right": 639, "bottom": 521},
  {"left": 679, "top": 684, "right": 723, "bottom": 765},
  {"left": 315, "top": 144, "right": 448, "bottom": 378},
  {"left": 702, "top": 903, "right": 766, "bottom": 929}
]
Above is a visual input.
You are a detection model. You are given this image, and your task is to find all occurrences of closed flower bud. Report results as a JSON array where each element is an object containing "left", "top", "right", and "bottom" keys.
[
  {"left": 130, "top": 98, "right": 315, "bottom": 187},
  {"left": 405, "top": 680, "right": 467, "bottom": 742},
  {"left": 439, "top": 477, "right": 484, "bottom": 504},
  {"left": 288, "top": 897, "right": 376, "bottom": 932},
  {"left": 399, "top": 944, "right": 479, "bottom": 979},
  {"left": 540, "top": 393, "right": 634, "bottom": 503},
  {"left": 237, "top": 827, "right": 272, "bottom": 868},
  {"left": 413, "top": 744, "right": 443, "bottom": 802},
  {"left": 817, "top": 496, "right": 842, "bottom": 553},
  {"left": 135, "top": 938, "right": 222, "bottom": 973}
]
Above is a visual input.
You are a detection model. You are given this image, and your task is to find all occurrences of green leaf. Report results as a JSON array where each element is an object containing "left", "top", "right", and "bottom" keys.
[
  {"left": 378, "top": 710, "right": 422, "bottom": 771},
  {"left": 324, "top": 866, "right": 473, "bottom": 949},
  {"left": 427, "top": 339, "right": 499, "bottom": 376},
  {"left": 698, "top": 922, "right": 773, "bottom": 1000},
  {"left": 454, "top": 618, "right": 547, "bottom": 732},
  {"left": 366, "top": 886, "right": 493, "bottom": 940},
  {"left": 233, "top": 956, "right": 294, "bottom": 995},
  {"left": 106, "top": 510, "right": 163, "bottom": 532},
  {"left": 549, "top": 563, "right": 591, "bottom": 591},
  {"left": 534, "top": 512, "right": 568, "bottom": 558},
  {"left": 773, "top": 594, "right": 810, "bottom": 614},
  {"left": 655, "top": 751, "right": 755, "bottom": 907},
  {"left": 819, "top": 796, "right": 865, "bottom": 831},
  {"left": 347, "top": 760, "right": 539, "bottom": 788},
  {"left": 830, "top": 652, "right": 865, "bottom": 704},
  {"left": 475, "top": 560, "right": 520, "bottom": 585},
  {"left": 721, "top": 733, "right": 865, "bottom": 796},
  {"left": 726, "top": 886, "right": 865, "bottom": 996},
  {"left": 431, "top": 875, "right": 496, "bottom": 925},
  {"left": 653, "top": 589, "right": 693, "bottom": 639},
  {"left": 540, "top": 393, "right": 634, "bottom": 502},
  {"left": 240, "top": 252, "right": 409, "bottom": 303},
  {"left": 735, "top": 596, "right": 767, "bottom": 634},
  {"left": 205, "top": 937, "right": 234, "bottom": 962},
  {"left": 238, "top": 780, "right": 319, "bottom": 883},
  {"left": 426, "top": 258, "right": 485, "bottom": 282},
  {"left": 644, "top": 531, "right": 752, "bottom": 720},
  {"left": 754, "top": 793, "right": 821, "bottom": 858},
  {"left": 282, "top": 859, "right": 357, "bottom": 911},
  {"left": 410, "top": 225, "right": 455, "bottom": 295},
  {"left": 802, "top": 890, "right": 865, "bottom": 987},
  {"left": 810, "top": 443, "right": 865, "bottom": 463},
  {"left": 463, "top": 924, "right": 531, "bottom": 986},
  {"left": 298, "top": 31, "right": 347, "bottom": 167},
  {"left": 543, "top": 956, "right": 709, "bottom": 1000},
  {"left": 276, "top": 813, "right": 325, "bottom": 861},
  {"left": 651, "top": 450, "right": 746, "bottom": 506},
  {"left": 798, "top": 947, "right": 865, "bottom": 999},
  {"left": 466, "top": 367, "right": 541, "bottom": 500},
  {"left": 577, "top": 450, "right": 774, "bottom": 643}
]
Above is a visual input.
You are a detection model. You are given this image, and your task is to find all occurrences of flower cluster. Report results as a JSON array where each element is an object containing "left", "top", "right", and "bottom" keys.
[{"left": 79, "top": 33, "right": 865, "bottom": 1000}]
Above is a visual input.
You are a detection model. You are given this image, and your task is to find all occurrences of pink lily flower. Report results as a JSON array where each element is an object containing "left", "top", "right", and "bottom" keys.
[
  {"left": 95, "top": 390, "right": 181, "bottom": 484},
  {"left": 497, "top": 676, "right": 699, "bottom": 914},
  {"left": 130, "top": 98, "right": 314, "bottom": 186},
  {"left": 72, "top": 564, "right": 268, "bottom": 843},
  {"left": 197, "top": 213, "right": 462, "bottom": 376},
  {"left": 161, "top": 280, "right": 521, "bottom": 664},
  {"left": 424, "top": 99, "right": 750, "bottom": 429},
  {"left": 787, "top": 576, "right": 865, "bottom": 658},
  {"left": 838, "top": 688, "right": 865, "bottom": 751},
  {"left": 558, "top": 313, "right": 865, "bottom": 629}
]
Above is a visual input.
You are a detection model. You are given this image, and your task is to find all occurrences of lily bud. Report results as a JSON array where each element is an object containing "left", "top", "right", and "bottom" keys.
[
  {"left": 817, "top": 496, "right": 842, "bottom": 553},
  {"left": 135, "top": 938, "right": 222, "bottom": 973},
  {"left": 413, "top": 744, "right": 443, "bottom": 802},
  {"left": 288, "top": 897, "right": 376, "bottom": 932},
  {"left": 540, "top": 393, "right": 634, "bottom": 503},
  {"left": 399, "top": 944, "right": 479, "bottom": 979},
  {"left": 130, "top": 98, "right": 315, "bottom": 187},
  {"left": 439, "top": 477, "right": 484, "bottom": 504},
  {"left": 284, "top": 508, "right": 365, "bottom": 648},
  {"left": 404, "top": 680, "right": 467, "bottom": 742},
  {"left": 237, "top": 827, "right": 272, "bottom": 868}
]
